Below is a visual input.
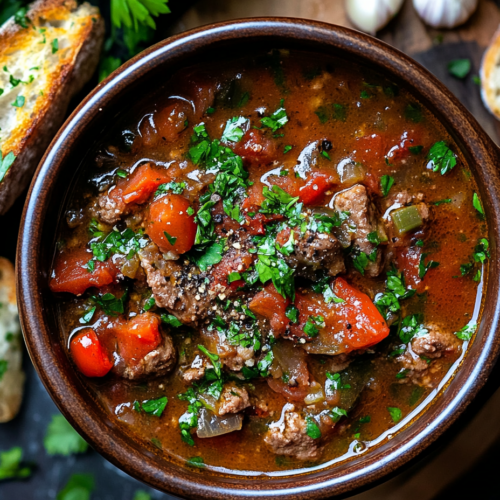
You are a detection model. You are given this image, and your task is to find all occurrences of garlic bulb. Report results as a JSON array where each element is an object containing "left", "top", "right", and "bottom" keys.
[
  {"left": 346, "top": 0, "right": 405, "bottom": 35},
  {"left": 413, "top": 0, "right": 478, "bottom": 28}
]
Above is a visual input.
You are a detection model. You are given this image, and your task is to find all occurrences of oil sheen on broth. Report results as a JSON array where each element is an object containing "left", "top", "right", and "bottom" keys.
[{"left": 50, "top": 50, "right": 487, "bottom": 473}]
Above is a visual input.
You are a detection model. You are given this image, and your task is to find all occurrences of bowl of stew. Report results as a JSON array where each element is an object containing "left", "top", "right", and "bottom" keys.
[{"left": 18, "top": 18, "right": 500, "bottom": 500}]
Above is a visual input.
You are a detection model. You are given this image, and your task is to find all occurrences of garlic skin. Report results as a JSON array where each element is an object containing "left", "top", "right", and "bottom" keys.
[
  {"left": 346, "top": 0, "right": 405, "bottom": 35},
  {"left": 413, "top": 0, "right": 478, "bottom": 28}
]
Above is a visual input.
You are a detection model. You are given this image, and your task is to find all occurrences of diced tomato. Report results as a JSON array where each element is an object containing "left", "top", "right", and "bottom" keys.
[
  {"left": 291, "top": 278, "right": 389, "bottom": 354},
  {"left": 244, "top": 209, "right": 284, "bottom": 236},
  {"left": 49, "top": 247, "right": 117, "bottom": 296},
  {"left": 276, "top": 227, "right": 293, "bottom": 247},
  {"left": 113, "top": 313, "right": 162, "bottom": 364},
  {"left": 232, "top": 129, "right": 277, "bottom": 165},
  {"left": 395, "top": 246, "right": 423, "bottom": 291},
  {"left": 146, "top": 194, "right": 197, "bottom": 254},
  {"left": 241, "top": 183, "right": 266, "bottom": 210},
  {"left": 154, "top": 102, "right": 190, "bottom": 142},
  {"left": 386, "top": 129, "right": 425, "bottom": 162},
  {"left": 249, "top": 283, "right": 290, "bottom": 336},
  {"left": 210, "top": 251, "right": 254, "bottom": 293},
  {"left": 298, "top": 173, "right": 334, "bottom": 205},
  {"left": 121, "top": 163, "right": 171, "bottom": 205},
  {"left": 70, "top": 329, "right": 113, "bottom": 377},
  {"left": 353, "top": 133, "right": 388, "bottom": 165}
]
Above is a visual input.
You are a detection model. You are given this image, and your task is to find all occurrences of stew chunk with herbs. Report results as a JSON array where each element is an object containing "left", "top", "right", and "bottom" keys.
[{"left": 50, "top": 51, "right": 487, "bottom": 472}]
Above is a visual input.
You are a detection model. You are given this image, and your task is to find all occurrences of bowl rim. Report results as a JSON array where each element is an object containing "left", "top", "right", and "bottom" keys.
[{"left": 17, "top": 17, "right": 500, "bottom": 500}]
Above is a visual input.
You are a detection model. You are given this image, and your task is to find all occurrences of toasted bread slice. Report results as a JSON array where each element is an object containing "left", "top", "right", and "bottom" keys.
[
  {"left": 0, "top": 258, "right": 24, "bottom": 422},
  {"left": 481, "top": 26, "right": 500, "bottom": 120},
  {"left": 0, "top": 0, "right": 104, "bottom": 214}
]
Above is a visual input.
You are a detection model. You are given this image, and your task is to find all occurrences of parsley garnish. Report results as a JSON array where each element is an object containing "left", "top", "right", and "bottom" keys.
[
  {"left": 0, "top": 360, "right": 7, "bottom": 381},
  {"left": 326, "top": 372, "right": 351, "bottom": 390},
  {"left": 57, "top": 473, "right": 94, "bottom": 500},
  {"left": 285, "top": 304, "right": 299, "bottom": 323},
  {"left": 305, "top": 417, "right": 321, "bottom": 439},
  {"left": 448, "top": 59, "right": 471, "bottom": 79},
  {"left": 163, "top": 231, "right": 177, "bottom": 246},
  {"left": 187, "top": 456, "right": 205, "bottom": 468},
  {"left": 111, "top": 0, "right": 170, "bottom": 32},
  {"left": 187, "top": 241, "right": 224, "bottom": 272},
  {"left": 155, "top": 181, "right": 185, "bottom": 196},
  {"left": 161, "top": 314, "right": 183, "bottom": 327},
  {"left": 116, "top": 169, "right": 128, "bottom": 178},
  {"left": 13, "top": 7, "right": 30, "bottom": 28},
  {"left": 433, "top": 198, "right": 451, "bottom": 206},
  {"left": 428, "top": 141, "right": 457, "bottom": 175},
  {"left": 455, "top": 322, "right": 476, "bottom": 341},
  {"left": 51, "top": 39, "right": 59, "bottom": 54},
  {"left": 260, "top": 99, "right": 288, "bottom": 132},
  {"left": 374, "top": 265, "right": 416, "bottom": 319},
  {"left": 11, "top": 95, "right": 25, "bottom": 108},
  {"left": 418, "top": 253, "right": 439, "bottom": 279},
  {"left": 472, "top": 192, "right": 484, "bottom": 218},
  {"left": 352, "top": 251, "right": 369, "bottom": 275},
  {"left": 380, "top": 175, "right": 394, "bottom": 196},
  {"left": 79, "top": 306, "right": 96, "bottom": 325},
  {"left": 90, "top": 227, "right": 147, "bottom": 262},
  {"left": 409, "top": 145, "right": 423, "bottom": 155},
  {"left": 405, "top": 103, "right": 422, "bottom": 123},
  {"left": 367, "top": 231, "right": 381, "bottom": 245},
  {"left": 303, "top": 315, "right": 325, "bottom": 337},
  {"left": 44, "top": 415, "right": 88, "bottom": 456},
  {"left": 221, "top": 116, "right": 248, "bottom": 142},
  {"left": 321, "top": 151, "right": 331, "bottom": 161},
  {"left": 329, "top": 407, "right": 348, "bottom": 422},
  {"left": 197, "top": 345, "right": 221, "bottom": 377},
  {"left": 0, "top": 447, "right": 31, "bottom": 480},
  {"left": 387, "top": 407, "right": 403, "bottom": 423},
  {"left": 399, "top": 314, "right": 428, "bottom": 343},
  {"left": 134, "top": 396, "right": 168, "bottom": 417},
  {"left": 284, "top": 145, "right": 293, "bottom": 154},
  {"left": 143, "top": 296, "right": 155, "bottom": 311},
  {"left": 91, "top": 290, "right": 128, "bottom": 316}
]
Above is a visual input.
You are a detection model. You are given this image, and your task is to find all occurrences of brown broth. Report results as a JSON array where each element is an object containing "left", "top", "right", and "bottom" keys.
[{"left": 52, "top": 50, "right": 487, "bottom": 474}]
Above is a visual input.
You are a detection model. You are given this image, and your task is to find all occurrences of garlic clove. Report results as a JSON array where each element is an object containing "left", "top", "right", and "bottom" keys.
[
  {"left": 413, "top": 0, "right": 478, "bottom": 29},
  {"left": 480, "top": 26, "right": 500, "bottom": 121},
  {"left": 346, "top": 0, "right": 405, "bottom": 35}
]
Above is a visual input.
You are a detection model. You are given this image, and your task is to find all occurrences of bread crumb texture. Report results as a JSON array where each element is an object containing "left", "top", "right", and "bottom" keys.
[
  {"left": 481, "top": 26, "right": 500, "bottom": 120},
  {"left": 0, "top": 0, "right": 104, "bottom": 213}
]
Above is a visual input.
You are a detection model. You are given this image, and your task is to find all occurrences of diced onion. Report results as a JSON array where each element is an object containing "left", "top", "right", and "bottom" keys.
[
  {"left": 196, "top": 408, "right": 243, "bottom": 438},
  {"left": 337, "top": 159, "right": 366, "bottom": 186},
  {"left": 304, "top": 382, "right": 325, "bottom": 405}
]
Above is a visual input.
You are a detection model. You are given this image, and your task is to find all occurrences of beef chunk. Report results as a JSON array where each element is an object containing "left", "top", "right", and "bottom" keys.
[
  {"left": 97, "top": 188, "right": 128, "bottom": 225},
  {"left": 114, "top": 335, "right": 176, "bottom": 380},
  {"left": 182, "top": 354, "right": 208, "bottom": 383},
  {"left": 334, "top": 184, "right": 383, "bottom": 277},
  {"left": 218, "top": 383, "right": 250, "bottom": 416},
  {"left": 397, "top": 324, "right": 461, "bottom": 387},
  {"left": 284, "top": 230, "right": 345, "bottom": 279},
  {"left": 219, "top": 344, "right": 256, "bottom": 371},
  {"left": 264, "top": 404, "right": 322, "bottom": 461},
  {"left": 138, "top": 243, "right": 210, "bottom": 326}
]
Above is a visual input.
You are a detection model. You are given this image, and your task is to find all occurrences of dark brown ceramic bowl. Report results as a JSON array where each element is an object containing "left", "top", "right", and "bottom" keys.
[{"left": 17, "top": 18, "right": 500, "bottom": 500}]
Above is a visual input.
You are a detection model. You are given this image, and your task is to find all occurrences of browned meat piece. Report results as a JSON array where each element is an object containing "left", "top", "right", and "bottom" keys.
[
  {"left": 284, "top": 230, "right": 345, "bottom": 279},
  {"left": 182, "top": 354, "right": 211, "bottom": 383},
  {"left": 264, "top": 404, "right": 322, "bottom": 461},
  {"left": 219, "top": 344, "right": 256, "bottom": 371},
  {"left": 334, "top": 184, "right": 383, "bottom": 277},
  {"left": 138, "top": 243, "right": 210, "bottom": 326},
  {"left": 114, "top": 335, "right": 176, "bottom": 380},
  {"left": 97, "top": 188, "right": 128, "bottom": 224},
  {"left": 217, "top": 383, "right": 251, "bottom": 416},
  {"left": 397, "top": 324, "right": 461, "bottom": 387}
]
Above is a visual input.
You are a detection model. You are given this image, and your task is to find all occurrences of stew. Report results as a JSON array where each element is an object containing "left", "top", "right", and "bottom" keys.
[{"left": 50, "top": 50, "right": 487, "bottom": 472}]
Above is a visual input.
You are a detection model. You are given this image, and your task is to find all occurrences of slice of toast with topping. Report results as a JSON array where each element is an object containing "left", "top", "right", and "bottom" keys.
[
  {"left": 0, "top": 257, "right": 24, "bottom": 423},
  {"left": 0, "top": 0, "right": 104, "bottom": 213}
]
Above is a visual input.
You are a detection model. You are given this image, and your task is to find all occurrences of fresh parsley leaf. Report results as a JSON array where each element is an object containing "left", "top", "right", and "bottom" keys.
[
  {"left": 261, "top": 99, "right": 288, "bottom": 132},
  {"left": 110, "top": 0, "right": 170, "bottom": 31},
  {"left": 155, "top": 181, "right": 185, "bottom": 196},
  {"left": 14, "top": 7, "right": 30, "bottom": 29},
  {"left": 161, "top": 314, "right": 182, "bottom": 327},
  {"left": 396, "top": 368, "right": 410, "bottom": 379},
  {"left": 198, "top": 345, "right": 221, "bottom": 377},
  {"left": 91, "top": 290, "right": 127, "bottom": 316},
  {"left": 387, "top": 406, "right": 402, "bottom": 423},
  {"left": 284, "top": 145, "right": 293, "bottom": 154},
  {"left": 448, "top": 59, "right": 471, "bottom": 79},
  {"left": 285, "top": 304, "right": 299, "bottom": 323},
  {"left": 187, "top": 241, "right": 224, "bottom": 271},
  {"left": 134, "top": 396, "right": 168, "bottom": 417},
  {"left": 303, "top": 315, "right": 324, "bottom": 337},
  {"left": 473, "top": 75, "right": 481, "bottom": 85},
  {"left": 380, "top": 175, "right": 394, "bottom": 196},
  {"left": 428, "top": 141, "right": 457, "bottom": 175},
  {"left": 329, "top": 407, "right": 348, "bottom": 423},
  {"left": 473, "top": 192, "right": 484, "bottom": 217},
  {"left": 83, "top": 260, "right": 95, "bottom": 273},
  {"left": 44, "top": 415, "right": 88, "bottom": 456},
  {"left": 221, "top": 116, "right": 248, "bottom": 142},
  {"left": 51, "top": 38, "right": 58, "bottom": 54},
  {"left": 56, "top": 473, "right": 94, "bottom": 500},
  {"left": 257, "top": 351, "right": 274, "bottom": 376},
  {"left": 419, "top": 253, "right": 439, "bottom": 279},
  {"left": 187, "top": 456, "right": 205, "bottom": 468},
  {"left": 143, "top": 296, "right": 155, "bottom": 311},
  {"left": 360, "top": 89, "right": 371, "bottom": 99},
  {"left": 0, "top": 151, "right": 16, "bottom": 182},
  {"left": 399, "top": 314, "right": 428, "bottom": 344},
  {"left": 133, "top": 491, "right": 152, "bottom": 500},
  {"left": 374, "top": 265, "right": 416, "bottom": 319},
  {"left": 352, "top": 251, "right": 369, "bottom": 275},
  {"left": 367, "top": 231, "right": 381, "bottom": 245},
  {"left": 163, "top": 231, "right": 177, "bottom": 246},
  {"left": 305, "top": 417, "right": 321, "bottom": 439},
  {"left": 99, "top": 56, "right": 122, "bottom": 82},
  {"left": 455, "top": 322, "right": 476, "bottom": 341},
  {"left": 0, "top": 447, "right": 31, "bottom": 480},
  {"left": 433, "top": 198, "right": 451, "bottom": 206},
  {"left": 0, "top": 360, "right": 7, "bottom": 381},
  {"left": 79, "top": 306, "right": 96, "bottom": 325},
  {"left": 321, "top": 151, "right": 331, "bottom": 161},
  {"left": 326, "top": 372, "right": 351, "bottom": 390},
  {"left": 227, "top": 271, "right": 241, "bottom": 284}
]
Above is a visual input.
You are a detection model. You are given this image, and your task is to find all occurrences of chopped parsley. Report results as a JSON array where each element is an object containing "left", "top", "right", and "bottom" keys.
[
  {"left": 284, "top": 145, "right": 293, "bottom": 154},
  {"left": 221, "top": 116, "right": 248, "bottom": 143},
  {"left": 399, "top": 314, "right": 428, "bottom": 344},
  {"left": 405, "top": 103, "right": 422, "bottom": 123},
  {"left": 187, "top": 456, "right": 205, "bottom": 468},
  {"left": 143, "top": 296, "right": 155, "bottom": 311},
  {"left": 90, "top": 227, "right": 147, "bottom": 262},
  {"left": 303, "top": 315, "right": 325, "bottom": 337},
  {"left": 428, "top": 141, "right": 457, "bottom": 175},
  {"left": 326, "top": 372, "right": 351, "bottom": 390},
  {"left": 134, "top": 396, "right": 168, "bottom": 417},
  {"left": 155, "top": 181, "right": 186, "bottom": 196},
  {"left": 51, "top": 38, "right": 59, "bottom": 54},
  {"left": 161, "top": 314, "right": 183, "bottom": 328},
  {"left": 305, "top": 417, "right": 322, "bottom": 439},
  {"left": 285, "top": 304, "right": 299, "bottom": 323},
  {"left": 90, "top": 290, "right": 128, "bottom": 316},
  {"left": 374, "top": 265, "right": 416, "bottom": 319},
  {"left": 448, "top": 58, "right": 471, "bottom": 79},
  {"left": 472, "top": 192, "right": 484, "bottom": 218},
  {"left": 387, "top": 406, "right": 403, "bottom": 423},
  {"left": 418, "top": 253, "right": 439, "bottom": 279},
  {"left": 11, "top": 95, "right": 25, "bottom": 108},
  {"left": 116, "top": 169, "right": 128, "bottom": 178},
  {"left": 455, "top": 322, "right": 476, "bottom": 341},
  {"left": 0, "top": 446, "right": 31, "bottom": 480},
  {"left": 380, "top": 175, "right": 394, "bottom": 196},
  {"left": 260, "top": 99, "right": 288, "bottom": 132},
  {"left": 163, "top": 231, "right": 177, "bottom": 246},
  {"left": 57, "top": 473, "right": 94, "bottom": 500},
  {"left": 433, "top": 198, "right": 451, "bottom": 206},
  {"left": 329, "top": 407, "right": 348, "bottom": 423},
  {"left": 79, "top": 306, "right": 96, "bottom": 325},
  {"left": 0, "top": 151, "right": 15, "bottom": 182}
]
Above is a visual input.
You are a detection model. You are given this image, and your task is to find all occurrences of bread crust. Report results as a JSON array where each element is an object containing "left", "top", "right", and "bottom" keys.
[
  {"left": 481, "top": 25, "right": 500, "bottom": 120},
  {"left": 0, "top": 0, "right": 104, "bottom": 214}
]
